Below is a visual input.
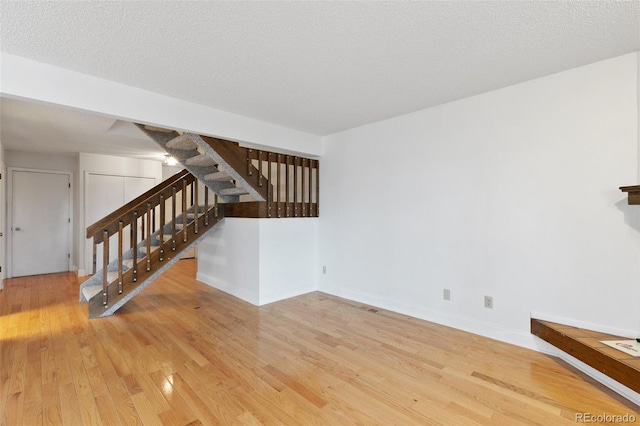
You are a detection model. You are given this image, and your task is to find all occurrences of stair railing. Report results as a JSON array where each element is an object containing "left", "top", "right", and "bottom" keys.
[
  {"left": 245, "top": 148, "right": 319, "bottom": 218},
  {"left": 86, "top": 169, "right": 219, "bottom": 308}
]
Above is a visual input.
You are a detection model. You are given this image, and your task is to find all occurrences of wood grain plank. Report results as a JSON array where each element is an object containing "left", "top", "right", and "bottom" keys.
[{"left": 1, "top": 263, "right": 637, "bottom": 426}]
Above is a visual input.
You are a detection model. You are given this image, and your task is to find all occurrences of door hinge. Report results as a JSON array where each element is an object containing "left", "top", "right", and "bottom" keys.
[
  {"left": 68, "top": 218, "right": 71, "bottom": 223},
  {"left": 68, "top": 254, "right": 71, "bottom": 259},
  {"left": 68, "top": 183, "right": 71, "bottom": 188}
]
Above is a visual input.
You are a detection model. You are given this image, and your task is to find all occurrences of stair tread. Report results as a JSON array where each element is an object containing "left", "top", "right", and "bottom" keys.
[
  {"left": 166, "top": 134, "right": 198, "bottom": 150},
  {"left": 204, "top": 170, "right": 233, "bottom": 182},
  {"left": 139, "top": 245, "right": 160, "bottom": 254},
  {"left": 219, "top": 187, "right": 249, "bottom": 196},
  {"left": 82, "top": 284, "right": 102, "bottom": 300},
  {"left": 185, "top": 154, "right": 217, "bottom": 167}
]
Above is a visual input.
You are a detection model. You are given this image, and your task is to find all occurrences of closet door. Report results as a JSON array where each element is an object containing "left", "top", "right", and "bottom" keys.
[
  {"left": 85, "top": 174, "right": 125, "bottom": 274},
  {"left": 85, "top": 174, "right": 157, "bottom": 274},
  {"left": 124, "top": 177, "right": 155, "bottom": 203}
]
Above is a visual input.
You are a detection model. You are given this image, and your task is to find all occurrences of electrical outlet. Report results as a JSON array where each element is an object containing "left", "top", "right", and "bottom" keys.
[
  {"left": 322, "top": 266, "right": 327, "bottom": 274},
  {"left": 443, "top": 289, "right": 451, "bottom": 301},
  {"left": 484, "top": 295, "right": 493, "bottom": 309}
]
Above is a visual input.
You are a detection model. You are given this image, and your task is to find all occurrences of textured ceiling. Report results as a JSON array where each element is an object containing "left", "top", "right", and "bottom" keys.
[{"left": 1, "top": 1, "right": 639, "bottom": 149}]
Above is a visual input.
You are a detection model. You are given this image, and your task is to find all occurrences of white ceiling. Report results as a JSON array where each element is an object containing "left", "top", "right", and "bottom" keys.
[
  {"left": 1, "top": 1, "right": 639, "bottom": 156},
  {"left": 0, "top": 98, "right": 165, "bottom": 159}
]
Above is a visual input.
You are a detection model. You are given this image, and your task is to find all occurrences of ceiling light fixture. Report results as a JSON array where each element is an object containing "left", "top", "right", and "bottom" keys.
[{"left": 164, "top": 155, "right": 179, "bottom": 166}]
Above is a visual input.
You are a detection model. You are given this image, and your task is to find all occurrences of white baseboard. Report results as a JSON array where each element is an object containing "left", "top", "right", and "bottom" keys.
[
  {"left": 320, "top": 283, "right": 537, "bottom": 349},
  {"left": 555, "top": 348, "right": 640, "bottom": 407},
  {"left": 259, "top": 286, "right": 316, "bottom": 306},
  {"left": 196, "top": 271, "right": 259, "bottom": 306},
  {"left": 320, "top": 283, "right": 640, "bottom": 407}
]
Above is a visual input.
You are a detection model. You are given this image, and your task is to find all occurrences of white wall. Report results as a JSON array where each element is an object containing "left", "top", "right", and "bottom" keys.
[
  {"left": 319, "top": 52, "right": 640, "bottom": 349},
  {"left": 197, "top": 219, "right": 261, "bottom": 304},
  {"left": 5, "top": 151, "right": 80, "bottom": 269},
  {"left": 1, "top": 53, "right": 321, "bottom": 157},
  {"left": 0, "top": 142, "right": 4, "bottom": 288},
  {"left": 78, "top": 153, "right": 162, "bottom": 275},
  {"left": 197, "top": 218, "right": 318, "bottom": 305},
  {"left": 259, "top": 218, "right": 318, "bottom": 304}
]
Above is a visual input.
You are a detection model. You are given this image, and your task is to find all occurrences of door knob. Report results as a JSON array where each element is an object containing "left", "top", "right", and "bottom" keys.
[{"left": 14, "top": 227, "right": 21, "bottom": 231}]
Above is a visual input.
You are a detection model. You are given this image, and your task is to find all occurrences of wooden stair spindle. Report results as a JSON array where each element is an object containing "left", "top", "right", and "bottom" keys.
[
  {"left": 159, "top": 194, "right": 165, "bottom": 261},
  {"left": 277, "top": 154, "right": 281, "bottom": 218},
  {"left": 171, "top": 186, "right": 177, "bottom": 251},
  {"left": 258, "top": 150, "right": 263, "bottom": 187},
  {"left": 132, "top": 211, "right": 138, "bottom": 282},
  {"left": 285, "top": 155, "right": 290, "bottom": 217},
  {"left": 204, "top": 187, "right": 209, "bottom": 227},
  {"left": 102, "top": 230, "right": 109, "bottom": 307},
  {"left": 315, "top": 160, "right": 320, "bottom": 217},
  {"left": 182, "top": 179, "right": 188, "bottom": 243},
  {"left": 92, "top": 237, "right": 97, "bottom": 275},
  {"left": 294, "top": 157, "right": 298, "bottom": 217},
  {"left": 194, "top": 180, "right": 199, "bottom": 234},
  {"left": 307, "top": 158, "right": 312, "bottom": 217},
  {"left": 146, "top": 202, "right": 152, "bottom": 272},
  {"left": 118, "top": 221, "right": 123, "bottom": 294},
  {"left": 267, "top": 152, "right": 272, "bottom": 218},
  {"left": 302, "top": 158, "right": 307, "bottom": 217}
]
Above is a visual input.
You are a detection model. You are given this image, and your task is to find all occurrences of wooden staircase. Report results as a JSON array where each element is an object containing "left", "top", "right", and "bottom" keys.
[{"left": 82, "top": 126, "right": 319, "bottom": 318}]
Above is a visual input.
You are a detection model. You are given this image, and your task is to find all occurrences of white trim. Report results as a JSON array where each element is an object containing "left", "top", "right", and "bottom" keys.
[
  {"left": 551, "top": 344, "right": 640, "bottom": 407},
  {"left": 320, "top": 283, "right": 539, "bottom": 350},
  {"left": 196, "top": 271, "right": 259, "bottom": 306},
  {"left": 7, "top": 167, "right": 73, "bottom": 278},
  {"left": 259, "top": 286, "right": 316, "bottom": 306}
]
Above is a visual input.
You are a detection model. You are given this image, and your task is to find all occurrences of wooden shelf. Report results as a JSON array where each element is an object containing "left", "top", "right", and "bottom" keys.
[
  {"left": 619, "top": 185, "right": 640, "bottom": 204},
  {"left": 531, "top": 319, "right": 640, "bottom": 394}
]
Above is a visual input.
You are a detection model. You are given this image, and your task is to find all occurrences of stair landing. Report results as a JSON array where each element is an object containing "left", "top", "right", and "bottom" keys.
[{"left": 531, "top": 318, "right": 640, "bottom": 394}]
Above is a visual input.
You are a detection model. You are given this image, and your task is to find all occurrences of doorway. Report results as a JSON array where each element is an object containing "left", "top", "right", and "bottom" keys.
[{"left": 8, "top": 169, "right": 72, "bottom": 277}]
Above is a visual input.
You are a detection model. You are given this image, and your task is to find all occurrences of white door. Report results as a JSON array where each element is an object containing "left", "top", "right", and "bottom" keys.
[
  {"left": 85, "top": 174, "right": 125, "bottom": 272},
  {"left": 124, "top": 176, "right": 155, "bottom": 203},
  {"left": 12, "top": 170, "right": 70, "bottom": 277},
  {"left": 84, "top": 174, "right": 156, "bottom": 273}
]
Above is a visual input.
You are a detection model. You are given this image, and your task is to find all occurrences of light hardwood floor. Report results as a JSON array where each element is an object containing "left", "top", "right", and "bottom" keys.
[{"left": 1, "top": 260, "right": 638, "bottom": 425}]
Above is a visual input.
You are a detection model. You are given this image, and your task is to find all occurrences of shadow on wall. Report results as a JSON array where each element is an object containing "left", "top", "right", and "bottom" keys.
[{"left": 616, "top": 198, "right": 640, "bottom": 232}]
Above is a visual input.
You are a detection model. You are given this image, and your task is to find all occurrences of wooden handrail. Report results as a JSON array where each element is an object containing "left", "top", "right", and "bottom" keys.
[
  {"left": 243, "top": 150, "right": 320, "bottom": 218},
  {"left": 87, "top": 169, "right": 193, "bottom": 241}
]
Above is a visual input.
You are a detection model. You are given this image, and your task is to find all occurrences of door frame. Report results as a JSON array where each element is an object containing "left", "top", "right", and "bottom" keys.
[{"left": 7, "top": 167, "right": 74, "bottom": 278}]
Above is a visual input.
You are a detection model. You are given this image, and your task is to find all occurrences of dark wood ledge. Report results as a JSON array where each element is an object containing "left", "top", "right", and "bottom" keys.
[
  {"left": 620, "top": 185, "right": 640, "bottom": 204},
  {"left": 531, "top": 319, "right": 640, "bottom": 394}
]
